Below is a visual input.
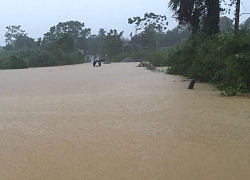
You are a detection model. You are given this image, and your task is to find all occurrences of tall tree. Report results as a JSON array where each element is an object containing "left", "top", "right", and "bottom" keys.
[
  {"left": 103, "top": 29, "right": 123, "bottom": 59},
  {"left": 5, "top": 25, "right": 27, "bottom": 45},
  {"left": 42, "top": 21, "right": 91, "bottom": 50},
  {"left": 98, "top": 28, "right": 106, "bottom": 40},
  {"left": 98, "top": 28, "right": 107, "bottom": 55},
  {"left": 4, "top": 25, "right": 35, "bottom": 50},
  {"left": 169, "top": 0, "right": 221, "bottom": 35},
  {"left": 203, "top": 0, "right": 220, "bottom": 35},
  {"left": 168, "top": 0, "right": 200, "bottom": 34},
  {"left": 128, "top": 12, "right": 168, "bottom": 49}
]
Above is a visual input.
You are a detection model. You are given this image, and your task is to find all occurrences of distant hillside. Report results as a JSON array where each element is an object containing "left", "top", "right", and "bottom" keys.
[{"left": 0, "top": 46, "right": 3, "bottom": 51}]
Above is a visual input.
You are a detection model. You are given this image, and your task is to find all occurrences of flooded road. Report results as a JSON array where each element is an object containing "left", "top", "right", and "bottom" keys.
[{"left": 0, "top": 62, "right": 250, "bottom": 180}]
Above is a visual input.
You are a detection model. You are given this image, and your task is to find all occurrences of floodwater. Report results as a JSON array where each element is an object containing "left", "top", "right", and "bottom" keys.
[{"left": 0, "top": 62, "right": 249, "bottom": 180}]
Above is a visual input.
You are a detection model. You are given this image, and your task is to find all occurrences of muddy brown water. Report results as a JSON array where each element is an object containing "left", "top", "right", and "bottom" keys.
[{"left": 0, "top": 62, "right": 250, "bottom": 180}]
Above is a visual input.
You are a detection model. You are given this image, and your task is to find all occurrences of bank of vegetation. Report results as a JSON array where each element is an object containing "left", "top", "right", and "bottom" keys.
[
  {"left": 167, "top": 29, "right": 250, "bottom": 96},
  {"left": 166, "top": 0, "right": 250, "bottom": 96},
  {"left": 137, "top": 0, "right": 250, "bottom": 96}
]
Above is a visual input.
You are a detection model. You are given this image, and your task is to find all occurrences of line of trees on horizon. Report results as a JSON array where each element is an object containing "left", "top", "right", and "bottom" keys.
[
  {"left": 0, "top": 16, "right": 192, "bottom": 69},
  {"left": 1, "top": 12, "right": 247, "bottom": 67},
  {"left": 0, "top": 21, "right": 129, "bottom": 68}
]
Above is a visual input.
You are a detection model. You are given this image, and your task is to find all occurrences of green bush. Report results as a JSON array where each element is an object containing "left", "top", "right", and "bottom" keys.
[
  {"left": 0, "top": 58, "right": 10, "bottom": 69},
  {"left": 112, "top": 50, "right": 148, "bottom": 62},
  {"left": 0, "top": 49, "right": 85, "bottom": 69},
  {"left": 62, "top": 52, "right": 84, "bottom": 65},
  {"left": 167, "top": 38, "right": 197, "bottom": 76},
  {"left": 9, "top": 55, "right": 28, "bottom": 69},
  {"left": 167, "top": 30, "right": 250, "bottom": 95},
  {"left": 148, "top": 50, "right": 168, "bottom": 66}
]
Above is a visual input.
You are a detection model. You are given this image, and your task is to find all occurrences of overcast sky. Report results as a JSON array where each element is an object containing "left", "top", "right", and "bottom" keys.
[{"left": 0, "top": 0, "right": 250, "bottom": 46}]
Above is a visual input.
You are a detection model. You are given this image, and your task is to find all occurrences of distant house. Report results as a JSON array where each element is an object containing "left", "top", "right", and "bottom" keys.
[
  {"left": 0, "top": 46, "right": 3, "bottom": 51},
  {"left": 219, "top": 16, "right": 234, "bottom": 31}
]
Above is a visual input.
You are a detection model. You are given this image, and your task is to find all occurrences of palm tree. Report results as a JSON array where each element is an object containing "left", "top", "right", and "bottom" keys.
[{"left": 168, "top": 0, "right": 221, "bottom": 35}]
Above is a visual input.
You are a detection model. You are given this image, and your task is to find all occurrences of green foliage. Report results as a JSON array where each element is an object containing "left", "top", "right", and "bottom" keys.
[
  {"left": 159, "top": 25, "right": 191, "bottom": 46},
  {"left": 27, "top": 51, "right": 57, "bottom": 67},
  {"left": 128, "top": 13, "right": 168, "bottom": 50},
  {"left": 0, "top": 21, "right": 89, "bottom": 70},
  {"left": 1, "top": 43, "right": 84, "bottom": 70},
  {"left": 5, "top": 25, "right": 27, "bottom": 45},
  {"left": 167, "top": 29, "right": 250, "bottom": 95},
  {"left": 148, "top": 50, "right": 169, "bottom": 67},
  {"left": 219, "top": 86, "right": 237, "bottom": 96},
  {"left": 27, "top": 51, "right": 84, "bottom": 67},
  {"left": 56, "top": 33, "right": 76, "bottom": 53},
  {"left": 9, "top": 55, "right": 28, "bottom": 69},
  {"left": 87, "top": 34, "right": 102, "bottom": 55},
  {"left": 128, "top": 12, "right": 168, "bottom": 32},
  {"left": 241, "top": 17, "right": 250, "bottom": 30},
  {"left": 167, "top": 37, "right": 198, "bottom": 76},
  {"left": 0, "top": 54, "right": 11, "bottom": 69},
  {"left": 4, "top": 25, "right": 36, "bottom": 51},
  {"left": 42, "top": 21, "right": 90, "bottom": 56},
  {"left": 169, "top": 0, "right": 220, "bottom": 35},
  {"left": 103, "top": 29, "right": 123, "bottom": 60},
  {"left": 111, "top": 50, "right": 147, "bottom": 62}
]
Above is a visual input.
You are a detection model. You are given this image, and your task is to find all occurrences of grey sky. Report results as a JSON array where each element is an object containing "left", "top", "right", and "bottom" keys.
[{"left": 0, "top": 0, "right": 250, "bottom": 46}]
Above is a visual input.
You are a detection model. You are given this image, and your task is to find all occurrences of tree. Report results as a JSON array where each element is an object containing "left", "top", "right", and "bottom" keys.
[
  {"left": 98, "top": 28, "right": 106, "bottom": 40},
  {"left": 103, "top": 29, "right": 123, "bottom": 60},
  {"left": 128, "top": 12, "right": 168, "bottom": 32},
  {"left": 241, "top": 17, "right": 250, "bottom": 30},
  {"left": 203, "top": 0, "right": 220, "bottom": 35},
  {"left": 87, "top": 34, "right": 102, "bottom": 55},
  {"left": 4, "top": 25, "right": 36, "bottom": 50},
  {"left": 98, "top": 28, "right": 107, "bottom": 55},
  {"left": 169, "top": 0, "right": 221, "bottom": 35},
  {"left": 159, "top": 25, "right": 191, "bottom": 46},
  {"left": 5, "top": 25, "right": 27, "bottom": 45},
  {"left": 42, "top": 21, "right": 91, "bottom": 50},
  {"left": 141, "top": 27, "right": 157, "bottom": 49},
  {"left": 168, "top": 0, "right": 201, "bottom": 34},
  {"left": 56, "top": 33, "right": 75, "bottom": 52},
  {"left": 128, "top": 12, "right": 168, "bottom": 49}
]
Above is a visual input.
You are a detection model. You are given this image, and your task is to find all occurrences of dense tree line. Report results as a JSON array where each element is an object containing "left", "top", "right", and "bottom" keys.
[
  {"left": 0, "top": 21, "right": 90, "bottom": 69},
  {"left": 0, "top": 21, "right": 127, "bottom": 69},
  {"left": 0, "top": 16, "right": 192, "bottom": 69}
]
